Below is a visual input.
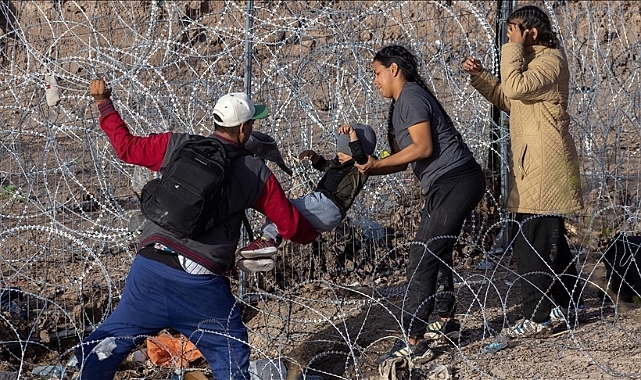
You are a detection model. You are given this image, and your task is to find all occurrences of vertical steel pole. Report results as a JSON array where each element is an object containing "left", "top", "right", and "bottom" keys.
[
  {"left": 492, "top": 0, "right": 516, "bottom": 254},
  {"left": 244, "top": 0, "right": 254, "bottom": 95},
  {"left": 239, "top": 0, "right": 254, "bottom": 301}
]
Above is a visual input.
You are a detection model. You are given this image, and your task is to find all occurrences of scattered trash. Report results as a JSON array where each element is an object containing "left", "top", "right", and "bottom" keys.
[
  {"left": 378, "top": 356, "right": 412, "bottom": 380},
  {"left": 359, "top": 219, "right": 385, "bottom": 240},
  {"left": 475, "top": 259, "right": 494, "bottom": 271},
  {"left": 132, "top": 349, "right": 148, "bottom": 366},
  {"left": 425, "top": 362, "right": 451, "bottom": 380},
  {"left": 44, "top": 73, "right": 60, "bottom": 107},
  {"left": 459, "top": 279, "right": 487, "bottom": 287},
  {"left": 131, "top": 166, "right": 152, "bottom": 196},
  {"left": 66, "top": 356, "right": 78, "bottom": 369},
  {"left": 147, "top": 332, "right": 203, "bottom": 369},
  {"left": 32, "top": 364, "right": 65, "bottom": 379},
  {"left": 249, "top": 359, "right": 287, "bottom": 380},
  {"left": 480, "top": 335, "right": 509, "bottom": 354},
  {"left": 93, "top": 337, "right": 117, "bottom": 361}
]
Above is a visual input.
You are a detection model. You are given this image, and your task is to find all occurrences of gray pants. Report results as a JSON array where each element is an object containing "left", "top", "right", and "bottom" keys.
[{"left": 262, "top": 191, "right": 342, "bottom": 240}]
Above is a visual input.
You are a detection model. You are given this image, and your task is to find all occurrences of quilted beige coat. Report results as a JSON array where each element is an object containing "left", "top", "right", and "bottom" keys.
[{"left": 470, "top": 43, "right": 583, "bottom": 214}]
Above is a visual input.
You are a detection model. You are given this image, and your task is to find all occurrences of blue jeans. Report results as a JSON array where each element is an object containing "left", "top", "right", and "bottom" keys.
[
  {"left": 75, "top": 255, "right": 250, "bottom": 380},
  {"left": 262, "top": 191, "right": 342, "bottom": 240},
  {"left": 403, "top": 160, "right": 486, "bottom": 339}
]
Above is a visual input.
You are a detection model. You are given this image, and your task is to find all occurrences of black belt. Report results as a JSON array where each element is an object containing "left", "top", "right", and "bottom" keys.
[{"left": 137, "top": 245, "right": 184, "bottom": 271}]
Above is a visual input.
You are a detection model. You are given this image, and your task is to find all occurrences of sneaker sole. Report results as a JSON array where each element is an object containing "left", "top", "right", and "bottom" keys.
[
  {"left": 411, "top": 349, "right": 434, "bottom": 364},
  {"left": 239, "top": 248, "right": 278, "bottom": 259},
  {"left": 237, "top": 259, "right": 275, "bottom": 272}
]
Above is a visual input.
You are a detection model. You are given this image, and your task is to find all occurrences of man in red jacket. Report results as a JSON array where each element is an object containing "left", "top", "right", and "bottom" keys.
[{"left": 75, "top": 79, "right": 318, "bottom": 380}]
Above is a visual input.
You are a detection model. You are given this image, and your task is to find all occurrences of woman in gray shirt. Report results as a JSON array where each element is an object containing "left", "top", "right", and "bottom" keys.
[{"left": 356, "top": 45, "right": 485, "bottom": 364}]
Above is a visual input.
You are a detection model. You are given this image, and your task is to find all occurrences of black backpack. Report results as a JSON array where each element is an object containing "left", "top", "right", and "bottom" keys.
[{"left": 140, "top": 136, "right": 249, "bottom": 239}]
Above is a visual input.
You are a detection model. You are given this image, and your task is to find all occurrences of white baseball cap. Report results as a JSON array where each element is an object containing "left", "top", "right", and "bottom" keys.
[{"left": 213, "top": 92, "right": 268, "bottom": 127}]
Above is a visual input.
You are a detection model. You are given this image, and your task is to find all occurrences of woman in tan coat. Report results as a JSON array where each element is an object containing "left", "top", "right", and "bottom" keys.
[{"left": 463, "top": 5, "right": 584, "bottom": 338}]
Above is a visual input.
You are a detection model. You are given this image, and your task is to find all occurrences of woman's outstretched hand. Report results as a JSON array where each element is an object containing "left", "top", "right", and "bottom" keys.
[{"left": 354, "top": 155, "right": 377, "bottom": 174}]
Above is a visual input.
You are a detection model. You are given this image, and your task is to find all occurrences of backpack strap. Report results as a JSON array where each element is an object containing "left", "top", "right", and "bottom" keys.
[{"left": 241, "top": 212, "right": 254, "bottom": 241}]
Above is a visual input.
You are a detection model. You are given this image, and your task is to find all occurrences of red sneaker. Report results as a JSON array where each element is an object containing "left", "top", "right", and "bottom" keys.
[{"left": 239, "top": 237, "right": 278, "bottom": 258}]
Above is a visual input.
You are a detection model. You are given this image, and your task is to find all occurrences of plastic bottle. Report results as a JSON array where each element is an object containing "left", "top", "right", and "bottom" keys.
[
  {"left": 480, "top": 335, "right": 508, "bottom": 354},
  {"left": 44, "top": 74, "right": 60, "bottom": 107}
]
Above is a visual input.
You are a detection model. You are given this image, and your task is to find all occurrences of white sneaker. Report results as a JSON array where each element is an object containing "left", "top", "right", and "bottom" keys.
[
  {"left": 501, "top": 319, "right": 552, "bottom": 339},
  {"left": 236, "top": 258, "right": 275, "bottom": 272}
]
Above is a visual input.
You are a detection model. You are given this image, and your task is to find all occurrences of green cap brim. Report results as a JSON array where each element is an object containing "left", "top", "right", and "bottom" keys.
[{"left": 252, "top": 104, "right": 269, "bottom": 120}]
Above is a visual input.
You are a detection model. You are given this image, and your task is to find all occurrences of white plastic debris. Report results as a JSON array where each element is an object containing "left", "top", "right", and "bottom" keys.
[
  {"left": 249, "top": 359, "right": 287, "bottom": 380},
  {"left": 93, "top": 337, "right": 117, "bottom": 361},
  {"left": 44, "top": 74, "right": 60, "bottom": 106}
]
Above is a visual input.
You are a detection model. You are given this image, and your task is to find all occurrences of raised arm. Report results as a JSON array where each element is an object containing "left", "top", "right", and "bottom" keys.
[{"left": 90, "top": 79, "right": 171, "bottom": 171}]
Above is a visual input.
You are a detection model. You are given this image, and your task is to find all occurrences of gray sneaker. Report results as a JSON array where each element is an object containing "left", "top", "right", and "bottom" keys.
[{"left": 236, "top": 258, "right": 275, "bottom": 272}]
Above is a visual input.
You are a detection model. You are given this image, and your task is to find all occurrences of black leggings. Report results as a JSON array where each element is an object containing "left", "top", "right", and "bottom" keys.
[
  {"left": 512, "top": 213, "right": 584, "bottom": 323},
  {"left": 403, "top": 160, "right": 486, "bottom": 339}
]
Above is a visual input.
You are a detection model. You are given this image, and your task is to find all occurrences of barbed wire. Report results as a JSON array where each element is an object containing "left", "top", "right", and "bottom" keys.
[{"left": 0, "top": 1, "right": 640, "bottom": 379}]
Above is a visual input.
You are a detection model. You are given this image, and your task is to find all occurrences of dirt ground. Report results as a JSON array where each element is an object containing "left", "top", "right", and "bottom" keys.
[{"left": 233, "top": 246, "right": 641, "bottom": 380}]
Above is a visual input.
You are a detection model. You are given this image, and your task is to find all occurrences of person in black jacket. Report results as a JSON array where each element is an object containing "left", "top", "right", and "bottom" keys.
[{"left": 237, "top": 123, "right": 376, "bottom": 271}]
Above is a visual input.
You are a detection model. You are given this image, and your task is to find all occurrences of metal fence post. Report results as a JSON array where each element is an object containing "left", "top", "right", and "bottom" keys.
[
  {"left": 491, "top": 0, "right": 516, "bottom": 254},
  {"left": 239, "top": 0, "right": 254, "bottom": 303}
]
